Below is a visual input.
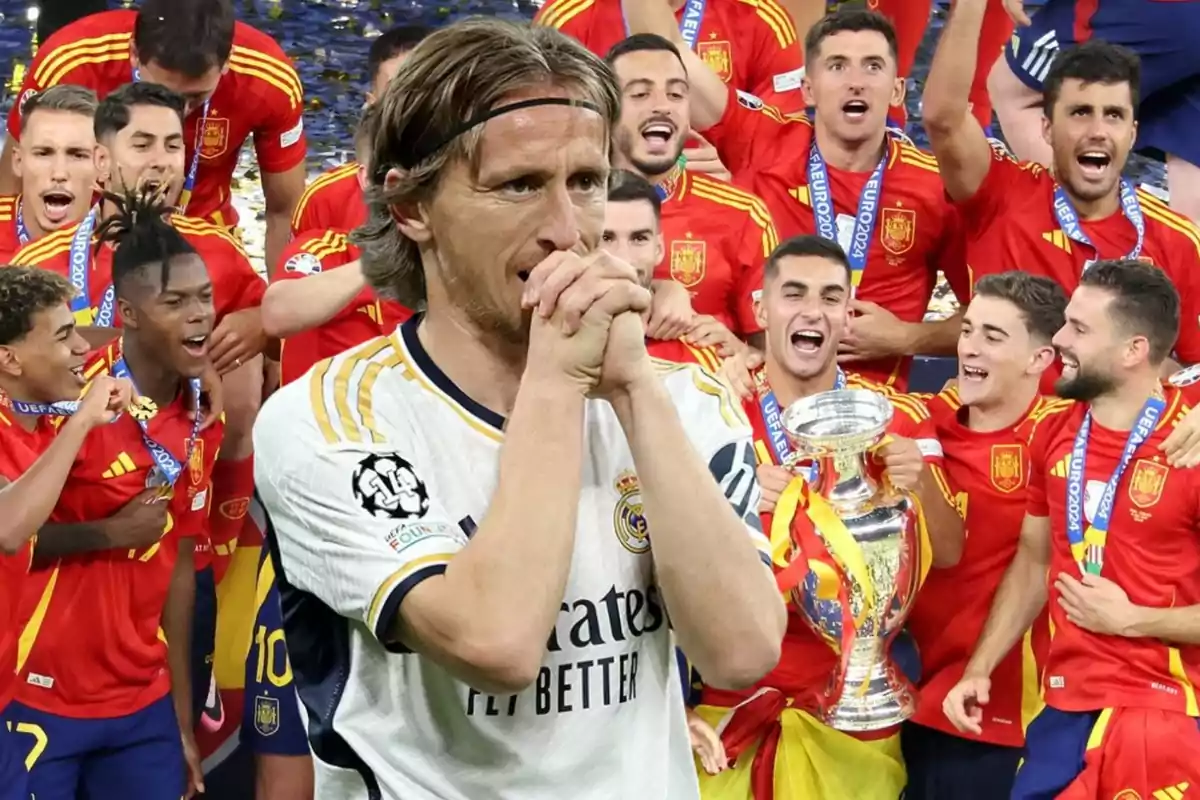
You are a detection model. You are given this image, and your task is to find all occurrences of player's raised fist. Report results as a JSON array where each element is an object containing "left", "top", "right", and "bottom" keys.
[
  {"left": 942, "top": 674, "right": 991, "bottom": 735},
  {"left": 74, "top": 376, "right": 134, "bottom": 430},
  {"left": 522, "top": 250, "right": 644, "bottom": 334}
]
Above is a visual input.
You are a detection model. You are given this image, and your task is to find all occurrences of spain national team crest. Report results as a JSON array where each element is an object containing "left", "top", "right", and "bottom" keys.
[
  {"left": 200, "top": 117, "right": 230, "bottom": 160},
  {"left": 670, "top": 237, "right": 707, "bottom": 288},
  {"left": 697, "top": 39, "right": 733, "bottom": 83},
  {"left": 189, "top": 439, "right": 205, "bottom": 486},
  {"left": 613, "top": 470, "right": 650, "bottom": 555},
  {"left": 990, "top": 444, "right": 1024, "bottom": 494},
  {"left": 1111, "top": 790, "right": 1141, "bottom": 800},
  {"left": 254, "top": 695, "right": 280, "bottom": 737},
  {"left": 1128, "top": 459, "right": 1168, "bottom": 509},
  {"left": 880, "top": 207, "right": 916, "bottom": 255}
]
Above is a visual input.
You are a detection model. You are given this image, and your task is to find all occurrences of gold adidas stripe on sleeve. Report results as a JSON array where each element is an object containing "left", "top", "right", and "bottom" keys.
[
  {"left": 309, "top": 337, "right": 404, "bottom": 445},
  {"left": 228, "top": 46, "right": 304, "bottom": 108},
  {"left": 536, "top": 0, "right": 595, "bottom": 29},
  {"left": 738, "top": 0, "right": 798, "bottom": 48},
  {"left": 34, "top": 32, "right": 131, "bottom": 87}
]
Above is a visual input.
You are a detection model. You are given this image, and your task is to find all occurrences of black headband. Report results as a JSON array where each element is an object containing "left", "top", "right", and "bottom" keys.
[{"left": 385, "top": 97, "right": 604, "bottom": 176}]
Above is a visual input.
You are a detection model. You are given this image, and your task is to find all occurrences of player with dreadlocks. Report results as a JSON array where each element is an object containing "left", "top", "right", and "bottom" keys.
[{"left": 6, "top": 188, "right": 223, "bottom": 800}]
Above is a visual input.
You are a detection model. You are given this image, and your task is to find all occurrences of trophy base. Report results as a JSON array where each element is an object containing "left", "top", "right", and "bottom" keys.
[{"left": 823, "top": 656, "right": 915, "bottom": 733}]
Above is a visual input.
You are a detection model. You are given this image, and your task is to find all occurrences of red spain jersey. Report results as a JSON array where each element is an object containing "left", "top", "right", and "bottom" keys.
[
  {"left": 703, "top": 98, "right": 968, "bottom": 388},
  {"left": 535, "top": 0, "right": 805, "bottom": 112},
  {"left": 278, "top": 230, "right": 411, "bottom": 386},
  {"left": 7, "top": 10, "right": 307, "bottom": 229},
  {"left": 1026, "top": 388, "right": 1200, "bottom": 716},
  {"left": 645, "top": 338, "right": 724, "bottom": 371},
  {"left": 290, "top": 163, "right": 366, "bottom": 237},
  {"left": 0, "top": 408, "right": 58, "bottom": 711},
  {"left": 954, "top": 153, "right": 1200, "bottom": 367},
  {"left": 16, "top": 382, "right": 224, "bottom": 718},
  {"left": 11, "top": 213, "right": 265, "bottom": 325},
  {"left": 659, "top": 170, "right": 779, "bottom": 337},
  {"left": 0, "top": 195, "right": 23, "bottom": 263},
  {"left": 701, "top": 369, "right": 953, "bottom": 715},
  {"left": 907, "top": 387, "right": 1064, "bottom": 747}
]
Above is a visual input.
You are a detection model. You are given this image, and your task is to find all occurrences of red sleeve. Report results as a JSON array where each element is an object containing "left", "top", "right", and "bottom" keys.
[
  {"left": 743, "top": 1, "right": 805, "bottom": 109},
  {"left": 203, "top": 236, "right": 266, "bottom": 318},
  {"left": 701, "top": 86, "right": 810, "bottom": 179},
  {"left": 5, "top": 32, "right": 111, "bottom": 139},
  {"left": 934, "top": 204, "right": 973, "bottom": 304},
  {"left": 277, "top": 230, "right": 375, "bottom": 305},
  {"left": 534, "top": 0, "right": 592, "bottom": 42},
  {"left": 1164, "top": 231, "right": 1200, "bottom": 365},
  {"left": 247, "top": 45, "right": 307, "bottom": 174},
  {"left": 1026, "top": 421, "right": 1051, "bottom": 517},
  {"left": 732, "top": 199, "right": 778, "bottom": 335},
  {"left": 953, "top": 150, "right": 1032, "bottom": 233}
]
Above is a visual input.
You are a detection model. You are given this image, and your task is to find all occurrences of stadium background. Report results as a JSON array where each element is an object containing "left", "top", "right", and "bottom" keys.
[{"left": 0, "top": 0, "right": 1169, "bottom": 795}]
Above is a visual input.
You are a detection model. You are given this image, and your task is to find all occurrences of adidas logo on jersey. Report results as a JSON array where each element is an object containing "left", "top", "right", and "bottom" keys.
[
  {"left": 102, "top": 452, "right": 138, "bottom": 479},
  {"left": 1151, "top": 782, "right": 1190, "bottom": 800}
]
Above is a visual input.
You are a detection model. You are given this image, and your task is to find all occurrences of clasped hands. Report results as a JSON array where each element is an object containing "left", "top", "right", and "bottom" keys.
[{"left": 520, "top": 250, "right": 656, "bottom": 398}]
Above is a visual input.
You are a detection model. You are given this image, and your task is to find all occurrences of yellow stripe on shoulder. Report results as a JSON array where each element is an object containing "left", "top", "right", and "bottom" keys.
[
  {"left": 1141, "top": 204, "right": 1200, "bottom": 257},
  {"left": 738, "top": 0, "right": 798, "bottom": 47},
  {"left": 171, "top": 215, "right": 251, "bottom": 258},
  {"left": 898, "top": 147, "right": 941, "bottom": 174},
  {"left": 34, "top": 32, "right": 131, "bottom": 86},
  {"left": 228, "top": 46, "right": 303, "bottom": 108},
  {"left": 683, "top": 342, "right": 723, "bottom": 374},
  {"left": 688, "top": 179, "right": 775, "bottom": 232},
  {"left": 292, "top": 164, "right": 359, "bottom": 228},
  {"left": 10, "top": 226, "right": 76, "bottom": 265},
  {"left": 536, "top": 0, "right": 594, "bottom": 29},
  {"left": 311, "top": 336, "right": 401, "bottom": 444},
  {"left": 303, "top": 231, "right": 352, "bottom": 260}
]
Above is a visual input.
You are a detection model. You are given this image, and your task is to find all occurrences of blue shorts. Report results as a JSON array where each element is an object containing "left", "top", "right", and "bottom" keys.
[
  {"left": 1010, "top": 706, "right": 1098, "bottom": 799},
  {"left": 190, "top": 564, "right": 216, "bottom": 726},
  {"left": 901, "top": 721, "right": 1021, "bottom": 800},
  {"left": 1004, "top": 0, "right": 1200, "bottom": 165},
  {"left": 0, "top": 705, "right": 29, "bottom": 800},
  {"left": 6, "top": 695, "right": 182, "bottom": 800},
  {"left": 240, "top": 545, "right": 309, "bottom": 756}
]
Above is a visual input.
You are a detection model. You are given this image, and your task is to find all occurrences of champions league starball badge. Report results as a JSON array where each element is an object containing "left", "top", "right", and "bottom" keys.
[{"left": 352, "top": 453, "right": 431, "bottom": 520}]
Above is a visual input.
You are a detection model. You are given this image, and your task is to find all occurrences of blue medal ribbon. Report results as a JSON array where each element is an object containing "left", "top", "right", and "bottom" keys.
[
  {"left": 15, "top": 199, "right": 30, "bottom": 245},
  {"left": 133, "top": 68, "right": 210, "bottom": 213},
  {"left": 65, "top": 209, "right": 112, "bottom": 327},
  {"left": 806, "top": 140, "right": 886, "bottom": 293},
  {"left": 1052, "top": 179, "right": 1145, "bottom": 267},
  {"left": 654, "top": 156, "right": 687, "bottom": 203},
  {"left": 111, "top": 356, "right": 202, "bottom": 488},
  {"left": 1065, "top": 394, "right": 1164, "bottom": 576},
  {"left": 624, "top": 0, "right": 708, "bottom": 49},
  {"left": 9, "top": 399, "right": 78, "bottom": 417},
  {"left": 757, "top": 368, "right": 846, "bottom": 483}
]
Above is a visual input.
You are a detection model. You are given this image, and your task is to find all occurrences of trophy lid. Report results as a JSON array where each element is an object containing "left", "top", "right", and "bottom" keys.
[{"left": 781, "top": 389, "right": 894, "bottom": 455}]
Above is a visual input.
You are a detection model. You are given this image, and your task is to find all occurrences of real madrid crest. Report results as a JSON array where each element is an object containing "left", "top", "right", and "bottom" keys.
[{"left": 613, "top": 470, "right": 650, "bottom": 555}]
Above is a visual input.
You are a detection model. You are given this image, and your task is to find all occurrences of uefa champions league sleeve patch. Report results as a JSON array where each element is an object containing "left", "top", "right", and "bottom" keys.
[
  {"left": 736, "top": 91, "right": 764, "bottom": 111},
  {"left": 352, "top": 453, "right": 430, "bottom": 520},
  {"left": 1169, "top": 363, "right": 1200, "bottom": 387}
]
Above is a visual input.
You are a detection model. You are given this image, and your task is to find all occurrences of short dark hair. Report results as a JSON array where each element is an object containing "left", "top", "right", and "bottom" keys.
[
  {"left": 973, "top": 272, "right": 1069, "bottom": 343},
  {"left": 605, "top": 33, "right": 686, "bottom": 70},
  {"left": 763, "top": 235, "right": 852, "bottom": 284},
  {"left": 94, "top": 82, "right": 186, "bottom": 142},
  {"left": 804, "top": 9, "right": 898, "bottom": 67},
  {"left": 134, "top": 0, "right": 236, "bottom": 78},
  {"left": 1079, "top": 259, "right": 1179, "bottom": 364},
  {"left": 607, "top": 170, "right": 662, "bottom": 220},
  {"left": 1043, "top": 41, "right": 1141, "bottom": 118},
  {"left": 0, "top": 267, "right": 76, "bottom": 346},
  {"left": 95, "top": 189, "right": 198, "bottom": 296},
  {"left": 368, "top": 25, "right": 433, "bottom": 86},
  {"left": 19, "top": 85, "right": 98, "bottom": 135}
]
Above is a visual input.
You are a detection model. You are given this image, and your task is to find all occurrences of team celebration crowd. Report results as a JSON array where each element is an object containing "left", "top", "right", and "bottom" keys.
[{"left": 0, "top": 0, "right": 1199, "bottom": 798}]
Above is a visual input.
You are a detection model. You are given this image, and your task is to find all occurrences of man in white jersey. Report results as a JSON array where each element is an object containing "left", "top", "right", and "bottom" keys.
[{"left": 252, "top": 18, "right": 787, "bottom": 800}]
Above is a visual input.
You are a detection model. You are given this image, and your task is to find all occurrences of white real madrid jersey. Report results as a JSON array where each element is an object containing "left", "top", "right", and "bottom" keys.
[{"left": 252, "top": 316, "right": 770, "bottom": 800}]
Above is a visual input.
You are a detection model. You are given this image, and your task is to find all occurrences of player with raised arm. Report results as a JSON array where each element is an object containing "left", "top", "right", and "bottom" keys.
[
  {"left": 943, "top": 259, "right": 1200, "bottom": 799},
  {"left": 691, "top": 235, "right": 962, "bottom": 800},
  {"left": 6, "top": 191, "right": 224, "bottom": 800},
  {"left": 290, "top": 24, "right": 432, "bottom": 239},
  {"left": 624, "top": 3, "right": 969, "bottom": 390},
  {"left": 536, "top": 0, "right": 805, "bottom": 112},
  {"left": 904, "top": 272, "right": 1069, "bottom": 800},
  {"left": 253, "top": 18, "right": 785, "bottom": 800},
  {"left": 0, "top": 86, "right": 100, "bottom": 263},
  {"left": 0, "top": 267, "right": 134, "bottom": 800},
  {"left": 606, "top": 34, "right": 778, "bottom": 348},
  {"left": 923, "top": 2, "right": 1200, "bottom": 380},
  {"left": 0, "top": 0, "right": 307, "bottom": 271}
]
